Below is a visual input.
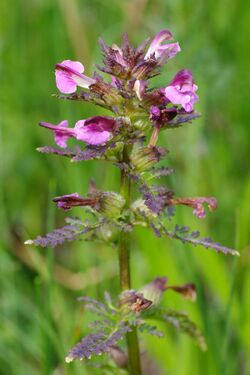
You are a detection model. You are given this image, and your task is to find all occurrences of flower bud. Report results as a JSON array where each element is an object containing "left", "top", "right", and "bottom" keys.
[
  {"left": 138, "top": 277, "right": 168, "bottom": 306},
  {"left": 98, "top": 192, "right": 125, "bottom": 219},
  {"left": 130, "top": 145, "right": 167, "bottom": 172},
  {"left": 90, "top": 81, "right": 123, "bottom": 106},
  {"left": 120, "top": 290, "right": 152, "bottom": 313},
  {"left": 131, "top": 198, "right": 157, "bottom": 220}
]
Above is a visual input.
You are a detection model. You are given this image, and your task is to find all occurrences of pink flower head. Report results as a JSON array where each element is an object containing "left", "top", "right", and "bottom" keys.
[
  {"left": 39, "top": 120, "right": 75, "bottom": 148},
  {"left": 55, "top": 60, "right": 96, "bottom": 94},
  {"left": 74, "top": 116, "right": 116, "bottom": 146},
  {"left": 145, "top": 29, "right": 181, "bottom": 64},
  {"left": 164, "top": 69, "right": 198, "bottom": 112}
]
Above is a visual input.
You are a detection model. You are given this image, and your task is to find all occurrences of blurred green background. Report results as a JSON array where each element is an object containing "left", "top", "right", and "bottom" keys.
[{"left": 1, "top": 0, "right": 250, "bottom": 374}]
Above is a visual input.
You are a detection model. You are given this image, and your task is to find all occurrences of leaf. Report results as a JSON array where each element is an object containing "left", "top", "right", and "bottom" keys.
[
  {"left": 37, "top": 143, "right": 117, "bottom": 162},
  {"left": 66, "top": 295, "right": 131, "bottom": 363},
  {"left": 138, "top": 322, "right": 164, "bottom": 338},
  {"left": 65, "top": 322, "right": 131, "bottom": 362},
  {"left": 25, "top": 218, "right": 105, "bottom": 248},
  {"left": 163, "top": 111, "right": 201, "bottom": 129},
  {"left": 158, "top": 222, "right": 239, "bottom": 256},
  {"left": 162, "top": 309, "right": 207, "bottom": 351}
]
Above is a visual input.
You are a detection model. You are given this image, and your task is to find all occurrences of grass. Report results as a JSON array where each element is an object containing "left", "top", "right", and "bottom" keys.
[{"left": 1, "top": 0, "right": 250, "bottom": 374}]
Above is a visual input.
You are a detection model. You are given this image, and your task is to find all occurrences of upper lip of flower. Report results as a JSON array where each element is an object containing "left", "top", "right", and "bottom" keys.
[
  {"left": 74, "top": 116, "right": 117, "bottom": 146},
  {"left": 55, "top": 63, "right": 86, "bottom": 79},
  {"left": 55, "top": 60, "right": 96, "bottom": 94},
  {"left": 53, "top": 193, "right": 100, "bottom": 210},
  {"left": 164, "top": 69, "right": 199, "bottom": 112},
  {"left": 39, "top": 121, "right": 75, "bottom": 135},
  {"left": 144, "top": 29, "right": 181, "bottom": 63}
]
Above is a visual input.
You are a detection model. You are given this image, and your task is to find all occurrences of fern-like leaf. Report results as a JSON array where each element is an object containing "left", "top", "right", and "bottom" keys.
[
  {"left": 159, "top": 223, "right": 239, "bottom": 256},
  {"left": 66, "top": 322, "right": 131, "bottom": 362},
  {"left": 37, "top": 144, "right": 112, "bottom": 162},
  {"left": 162, "top": 309, "right": 207, "bottom": 351},
  {"left": 25, "top": 218, "right": 105, "bottom": 248}
]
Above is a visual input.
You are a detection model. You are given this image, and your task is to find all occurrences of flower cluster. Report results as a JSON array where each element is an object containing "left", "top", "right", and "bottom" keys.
[
  {"left": 40, "top": 29, "right": 198, "bottom": 150},
  {"left": 26, "top": 28, "right": 238, "bottom": 373}
]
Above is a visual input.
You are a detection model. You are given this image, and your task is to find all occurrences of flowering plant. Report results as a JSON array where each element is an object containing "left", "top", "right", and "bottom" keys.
[{"left": 26, "top": 29, "right": 238, "bottom": 374}]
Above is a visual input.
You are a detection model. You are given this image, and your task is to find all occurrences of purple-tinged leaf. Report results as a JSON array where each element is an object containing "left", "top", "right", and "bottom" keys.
[
  {"left": 25, "top": 219, "right": 105, "bottom": 248},
  {"left": 163, "top": 111, "right": 200, "bottom": 129},
  {"left": 158, "top": 222, "right": 239, "bottom": 256},
  {"left": 65, "top": 322, "right": 131, "bottom": 362},
  {"left": 37, "top": 144, "right": 117, "bottom": 162}
]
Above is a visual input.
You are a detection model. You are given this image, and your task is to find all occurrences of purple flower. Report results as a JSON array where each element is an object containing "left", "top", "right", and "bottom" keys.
[
  {"left": 39, "top": 120, "right": 75, "bottom": 148},
  {"left": 164, "top": 69, "right": 198, "bottom": 112},
  {"left": 74, "top": 116, "right": 116, "bottom": 145},
  {"left": 145, "top": 29, "right": 181, "bottom": 64},
  {"left": 55, "top": 60, "right": 96, "bottom": 94}
]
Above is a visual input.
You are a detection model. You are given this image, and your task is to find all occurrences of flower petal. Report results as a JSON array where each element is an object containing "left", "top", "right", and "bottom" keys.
[
  {"left": 165, "top": 70, "right": 198, "bottom": 112},
  {"left": 74, "top": 116, "right": 116, "bottom": 146},
  {"left": 55, "top": 60, "right": 95, "bottom": 94},
  {"left": 145, "top": 29, "right": 173, "bottom": 59},
  {"left": 39, "top": 120, "right": 75, "bottom": 148},
  {"left": 145, "top": 29, "right": 181, "bottom": 64}
]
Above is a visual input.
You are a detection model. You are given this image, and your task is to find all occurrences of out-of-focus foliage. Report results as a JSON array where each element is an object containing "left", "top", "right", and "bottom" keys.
[{"left": 0, "top": 0, "right": 250, "bottom": 374}]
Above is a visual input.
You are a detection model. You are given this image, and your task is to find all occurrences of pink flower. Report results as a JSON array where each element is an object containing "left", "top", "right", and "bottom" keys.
[
  {"left": 164, "top": 69, "right": 198, "bottom": 112},
  {"left": 74, "top": 116, "right": 116, "bottom": 146},
  {"left": 168, "top": 196, "right": 217, "bottom": 219},
  {"left": 55, "top": 60, "right": 96, "bottom": 94},
  {"left": 145, "top": 29, "right": 181, "bottom": 64},
  {"left": 39, "top": 120, "right": 75, "bottom": 148}
]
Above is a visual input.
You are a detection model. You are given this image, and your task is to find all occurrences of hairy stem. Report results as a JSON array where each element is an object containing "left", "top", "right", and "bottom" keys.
[{"left": 119, "top": 146, "right": 142, "bottom": 375}]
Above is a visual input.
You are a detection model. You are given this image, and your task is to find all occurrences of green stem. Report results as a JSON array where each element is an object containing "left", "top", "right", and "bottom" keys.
[{"left": 119, "top": 146, "right": 142, "bottom": 375}]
